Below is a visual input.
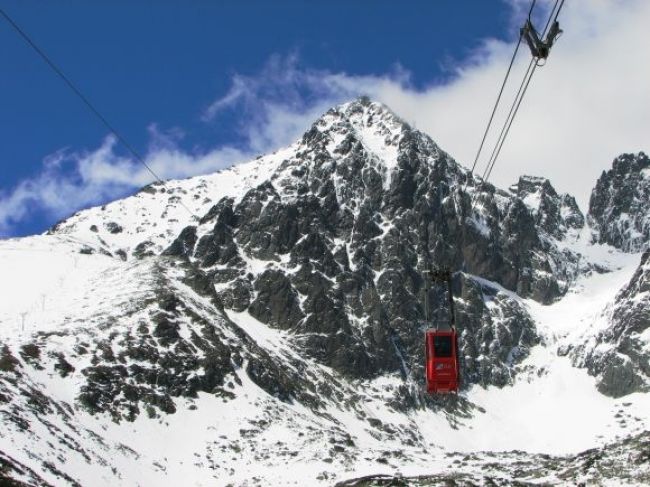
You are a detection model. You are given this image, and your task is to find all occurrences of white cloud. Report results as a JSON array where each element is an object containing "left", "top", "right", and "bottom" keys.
[
  {"left": 402, "top": 0, "right": 650, "bottom": 208},
  {"left": 1, "top": 0, "right": 648, "bottom": 236}
]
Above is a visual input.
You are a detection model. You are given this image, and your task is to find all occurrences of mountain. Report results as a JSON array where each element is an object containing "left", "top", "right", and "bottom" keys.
[
  {"left": 50, "top": 97, "right": 589, "bottom": 390},
  {"left": 1, "top": 98, "right": 649, "bottom": 486}
]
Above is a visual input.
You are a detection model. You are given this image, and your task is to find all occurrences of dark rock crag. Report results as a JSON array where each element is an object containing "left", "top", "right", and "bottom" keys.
[{"left": 588, "top": 151, "right": 650, "bottom": 252}]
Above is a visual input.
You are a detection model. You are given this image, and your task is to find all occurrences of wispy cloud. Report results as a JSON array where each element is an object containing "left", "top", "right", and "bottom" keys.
[
  {"left": 202, "top": 52, "right": 410, "bottom": 153},
  {"left": 1, "top": 0, "right": 648, "bottom": 236}
]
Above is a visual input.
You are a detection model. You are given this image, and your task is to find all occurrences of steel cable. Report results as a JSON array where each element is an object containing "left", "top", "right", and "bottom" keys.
[{"left": 469, "top": 0, "right": 564, "bottom": 213}]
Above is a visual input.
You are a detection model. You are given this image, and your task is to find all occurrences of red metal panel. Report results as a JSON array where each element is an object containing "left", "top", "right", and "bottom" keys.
[{"left": 425, "top": 329, "right": 459, "bottom": 394}]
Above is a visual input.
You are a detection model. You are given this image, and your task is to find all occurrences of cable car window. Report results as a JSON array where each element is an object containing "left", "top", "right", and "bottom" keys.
[{"left": 434, "top": 335, "right": 453, "bottom": 358}]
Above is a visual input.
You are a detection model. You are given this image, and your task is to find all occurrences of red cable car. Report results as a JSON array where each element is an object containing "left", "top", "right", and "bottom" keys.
[
  {"left": 423, "top": 269, "right": 460, "bottom": 394},
  {"left": 425, "top": 328, "right": 459, "bottom": 393}
]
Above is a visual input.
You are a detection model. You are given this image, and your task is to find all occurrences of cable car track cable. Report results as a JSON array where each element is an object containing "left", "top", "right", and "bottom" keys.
[
  {"left": 464, "top": 35, "right": 523, "bottom": 183},
  {"left": 462, "top": 0, "right": 538, "bottom": 195},
  {"left": 469, "top": 0, "right": 564, "bottom": 212},
  {"left": 541, "top": 0, "right": 564, "bottom": 39},
  {"left": 482, "top": 58, "right": 537, "bottom": 185},
  {"left": 469, "top": 57, "right": 536, "bottom": 211}
]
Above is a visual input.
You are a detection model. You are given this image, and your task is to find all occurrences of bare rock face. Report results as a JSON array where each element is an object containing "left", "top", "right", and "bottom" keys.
[
  {"left": 588, "top": 152, "right": 650, "bottom": 252},
  {"left": 453, "top": 275, "right": 538, "bottom": 387}
]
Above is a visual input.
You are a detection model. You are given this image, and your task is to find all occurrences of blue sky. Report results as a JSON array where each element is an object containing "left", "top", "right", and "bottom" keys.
[{"left": 1, "top": 1, "right": 649, "bottom": 237}]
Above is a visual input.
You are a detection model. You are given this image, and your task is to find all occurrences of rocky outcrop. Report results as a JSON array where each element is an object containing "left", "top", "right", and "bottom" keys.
[
  {"left": 336, "top": 430, "right": 650, "bottom": 486},
  {"left": 454, "top": 275, "right": 538, "bottom": 387},
  {"left": 588, "top": 152, "right": 650, "bottom": 252},
  {"left": 509, "top": 175, "right": 585, "bottom": 239}
]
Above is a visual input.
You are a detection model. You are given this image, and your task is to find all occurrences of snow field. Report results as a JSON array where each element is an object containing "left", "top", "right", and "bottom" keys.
[{"left": 2, "top": 232, "right": 650, "bottom": 485}]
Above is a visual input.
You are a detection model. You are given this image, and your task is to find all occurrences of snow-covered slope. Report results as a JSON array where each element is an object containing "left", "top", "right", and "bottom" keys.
[
  {"left": 48, "top": 145, "right": 294, "bottom": 258},
  {"left": 568, "top": 248, "right": 650, "bottom": 397},
  {"left": 337, "top": 430, "right": 650, "bottom": 486},
  {"left": 2, "top": 233, "right": 649, "bottom": 486},
  {"left": 1, "top": 98, "right": 649, "bottom": 486}
]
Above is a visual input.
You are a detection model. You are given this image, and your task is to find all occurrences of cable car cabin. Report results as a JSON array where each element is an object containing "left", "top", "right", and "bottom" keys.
[{"left": 425, "top": 328, "right": 459, "bottom": 394}]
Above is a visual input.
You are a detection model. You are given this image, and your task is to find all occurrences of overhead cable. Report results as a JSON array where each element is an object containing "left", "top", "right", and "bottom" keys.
[{"left": 0, "top": 7, "right": 199, "bottom": 220}]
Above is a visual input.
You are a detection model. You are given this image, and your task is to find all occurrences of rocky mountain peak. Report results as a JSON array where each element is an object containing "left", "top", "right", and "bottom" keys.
[
  {"left": 588, "top": 152, "right": 650, "bottom": 252},
  {"left": 51, "top": 97, "right": 586, "bottom": 309},
  {"left": 316, "top": 96, "right": 410, "bottom": 139},
  {"left": 296, "top": 97, "right": 423, "bottom": 193},
  {"left": 509, "top": 175, "right": 584, "bottom": 239},
  {"left": 512, "top": 175, "right": 556, "bottom": 195}
]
